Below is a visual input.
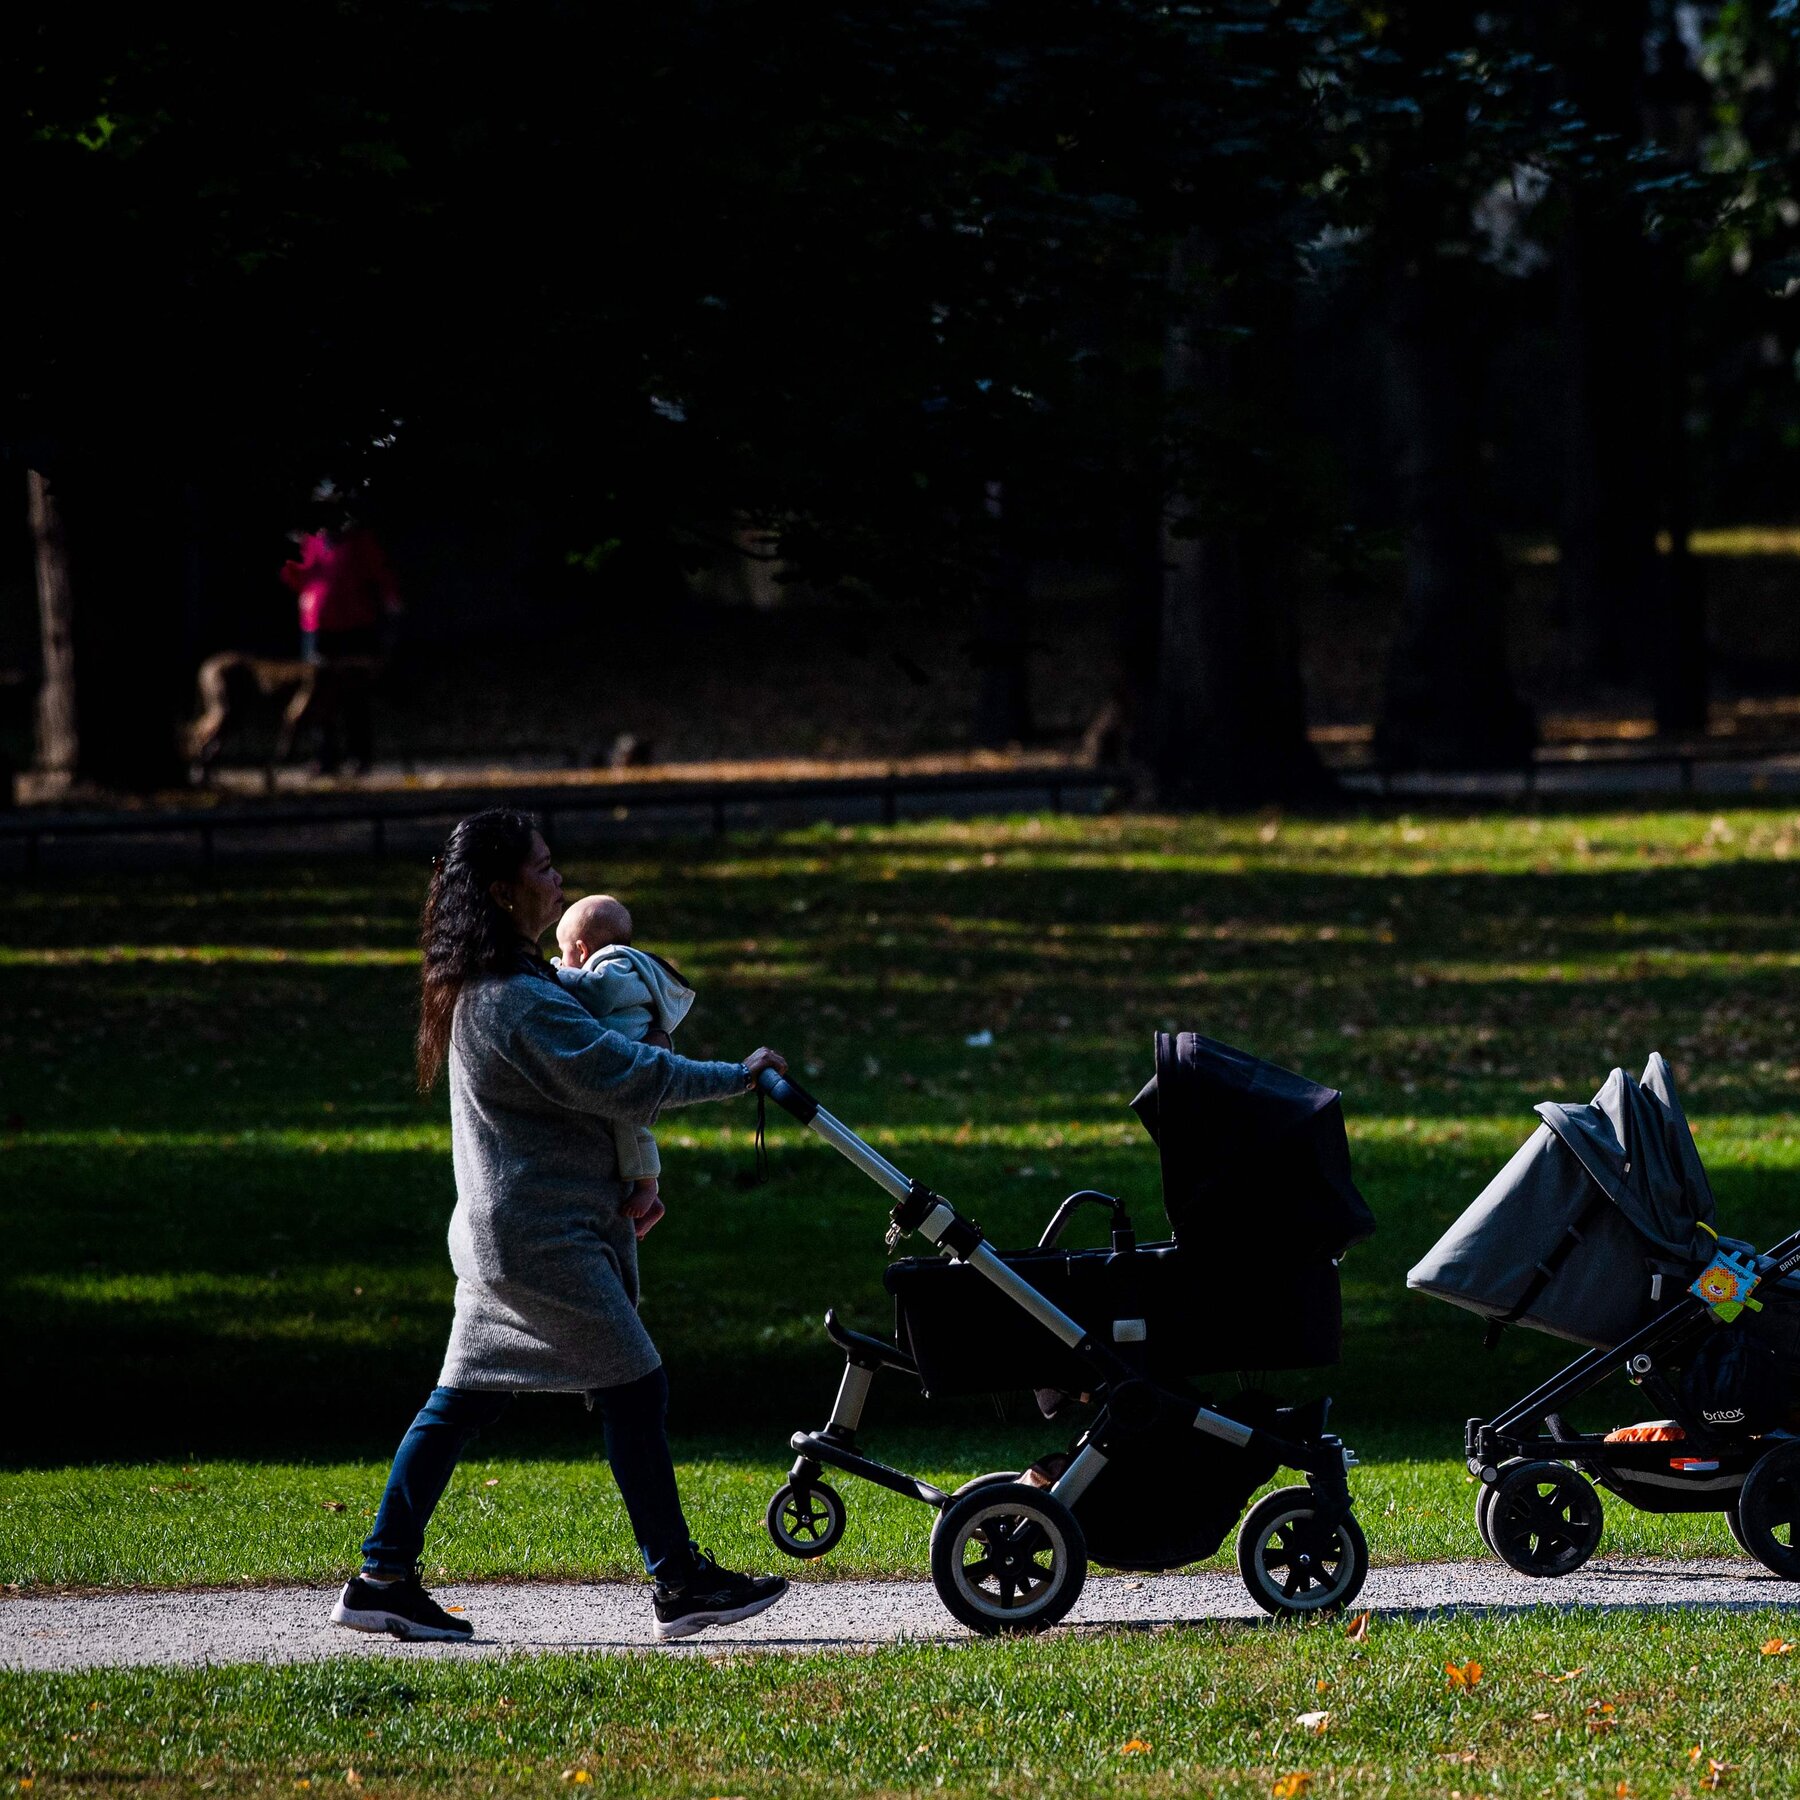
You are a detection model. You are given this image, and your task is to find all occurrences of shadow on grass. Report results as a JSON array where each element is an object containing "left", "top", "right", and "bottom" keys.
[{"left": 6, "top": 820, "right": 1800, "bottom": 1466}]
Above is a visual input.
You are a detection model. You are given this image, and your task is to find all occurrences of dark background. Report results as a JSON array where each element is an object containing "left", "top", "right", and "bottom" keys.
[{"left": 11, "top": 2, "right": 1800, "bottom": 797}]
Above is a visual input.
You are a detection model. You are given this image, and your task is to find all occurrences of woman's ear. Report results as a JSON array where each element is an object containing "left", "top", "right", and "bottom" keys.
[{"left": 488, "top": 878, "right": 515, "bottom": 916}]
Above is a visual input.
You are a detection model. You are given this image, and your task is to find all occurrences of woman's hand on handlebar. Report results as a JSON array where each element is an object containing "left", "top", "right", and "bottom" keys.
[{"left": 742, "top": 1047, "right": 787, "bottom": 1081}]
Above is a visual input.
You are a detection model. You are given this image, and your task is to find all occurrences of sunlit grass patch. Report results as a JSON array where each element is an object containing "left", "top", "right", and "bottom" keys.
[
  {"left": 8, "top": 1607, "right": 1800, "bottom": 1797},
  {"left": 5, "top": 804, "right": 1800, "bottom": 1583}
]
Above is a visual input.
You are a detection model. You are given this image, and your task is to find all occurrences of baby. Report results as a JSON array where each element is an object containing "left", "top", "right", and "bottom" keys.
[{"left": 553, "top": 893, "right": 697, "bottom": 1239}]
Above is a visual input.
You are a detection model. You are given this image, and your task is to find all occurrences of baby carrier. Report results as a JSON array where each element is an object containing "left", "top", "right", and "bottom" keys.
[
  {"left": 757, "top": 1031, "right": 1377, "bottom": 1634},
  {"left": 1411, "top": 1053, "right": 1800, "bottom": 1580}
]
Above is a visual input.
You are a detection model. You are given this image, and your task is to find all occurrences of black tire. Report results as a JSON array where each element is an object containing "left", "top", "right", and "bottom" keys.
[
  {"left": 1475, "top": 1458, "right": 1526, "bottom": 1556},
  {"left": 1486, "top": 1460, "right": 1603, "bottom": 1578},
  {"left": 1737, "top": 1442, "right": 1800, "bottom": 1580},
  {"left": 951, "top": 1470, "right": 1023, "bottom": 1498},
  {"left": 1725, "top": 1500, "right": 1751, "bottom": 1556},
  {"left": 1236, "top": 1488, "right": 1369, "bottom": 1617},
  {"left": 765, "top": 1482, "right": 846, "bottom": 1560},
  {"left": 928, "top": 1482, "right": 1087, "bottom": 1636}
]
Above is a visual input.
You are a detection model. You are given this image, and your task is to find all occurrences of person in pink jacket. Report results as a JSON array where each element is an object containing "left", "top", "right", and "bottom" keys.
[
  {"left": 279, "top": 511, "right": 403, "bottom": 771},
  {"left": 282, "top": 522, "right": 402, "bottom": 663}
]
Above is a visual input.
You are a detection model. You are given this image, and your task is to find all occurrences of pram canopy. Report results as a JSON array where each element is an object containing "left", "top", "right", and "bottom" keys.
[
  {"left": 1130, "top": 1031, "right": 1376, "bottom": 1258},
  {"left": 1409, "top": 1053, "right": 1718, "bottom": 1349}
]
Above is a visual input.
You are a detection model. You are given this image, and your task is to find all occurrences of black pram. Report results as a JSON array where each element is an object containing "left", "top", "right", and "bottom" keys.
[
  {"left": 756, "top": 1031, "right": 1377, "bottom": 1634},
  {"left": 1411, "top": 1053, "right": 1800, "bottom": 1580}
]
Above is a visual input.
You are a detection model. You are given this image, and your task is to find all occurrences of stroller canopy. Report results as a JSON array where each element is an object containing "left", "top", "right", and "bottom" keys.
[
  {"left": 1130, "top": 1031, "right": 1375, "bottom": 1258},
  {"left": 1408, "top": 1053, "right": 1718, "bottom": 1348}
]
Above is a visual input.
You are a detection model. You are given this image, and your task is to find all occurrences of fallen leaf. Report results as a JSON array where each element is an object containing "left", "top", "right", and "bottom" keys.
[
  {"left": 1294, "top": 1710, "right": 1331, "bottom": 1736},
  {"left": 1272, "top": 1776, "right": 1313, "bottom": 1799},
  {"left": 1343, "top": 1609, "right": 1372, "bottom": 1642},
  {"left": 1615, "top": 1784, "right": 1633, "bottom": 1798},
  {"left": 1118, "top": 1739, "right": 1151, "bottom": 1755},
  {"left": 1315, "top": 1677, "right": 1329, "bottom": 1693},
  {"left": 320, "top": 1501, "right": 346, "bottom": 1513},
  {"left": 483, "top": 1478, "right": 500, "bottom": 1488},
  {"left": 1702, "top": 1759, "right": 1733, "bottom": 1790},
  {"left": 1544, "top": 1666, "right": 1586, "bottom": 1683},
  {"left": 1690, "top": 1746, "right": 1706, "bottom": 1762},
  {"left": 344, "top": 1772, "right": 361, "bottom": 1788},
  {"left": 1531, "top": 1710, "right": 1553, "bottom": 1723},
  {"left": 1446, "top": 1660, "right": 1483, "bottom": 1689},
  {"left": 1761, "top": 1637, "right": 1793, "bottom": 1656},
  {"left": 560, "top": 1774, "right": 592, "bottom": 1787},
  {"left": 445, "top": 1605, "right": 466, "bottom": 1614}
]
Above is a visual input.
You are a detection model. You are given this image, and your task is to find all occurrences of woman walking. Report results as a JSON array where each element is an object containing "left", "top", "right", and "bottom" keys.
[{"left": 332, "top": 808, "right": 790, "bottom": 1642}]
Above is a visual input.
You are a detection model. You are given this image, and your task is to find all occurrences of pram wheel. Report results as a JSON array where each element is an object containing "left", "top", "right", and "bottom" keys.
[
  {"left": 1725, "top": 1500, "right": 1751, "bottom": 1555},
  {"left": 1237, "top": 1488, "right": 1369, "bottom": 1617},
  {"left": 929, "top": 1482, "right": 1087, "bottom": 1636},
  {"left": 1737, "top": 1442, "right": 1800, "bottom": 1580},
  {"left": 1485, "top": 1460, "right": 1603, "bottom": 1578},
  {"left": 765, "top": 1482, "right": 846, "bottom": 1559},
  {"left": 1474, "top": 1458, "right": 1526, "bottom": 1554},
  {"left": 951, "top": 1470, "right": 1023, "bottom": 1497}
]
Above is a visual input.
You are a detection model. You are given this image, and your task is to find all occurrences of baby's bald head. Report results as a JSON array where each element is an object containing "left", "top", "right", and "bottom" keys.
[{"left": 556, "top": 893, "right": 633, "bottom": 968}]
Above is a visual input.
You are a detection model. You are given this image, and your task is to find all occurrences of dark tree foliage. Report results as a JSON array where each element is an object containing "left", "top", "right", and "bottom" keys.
[{"left": 11, "top": 2, "right": 1800, "bottom": 791}]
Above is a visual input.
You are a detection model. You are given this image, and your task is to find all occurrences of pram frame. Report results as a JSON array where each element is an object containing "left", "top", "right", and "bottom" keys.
[
  {"left": 756, "top": 1068, "right": 1364, "bottom": 1624},
  {"left": 1465, "top": 1222, "right": 1800, "bottom": 1514}
]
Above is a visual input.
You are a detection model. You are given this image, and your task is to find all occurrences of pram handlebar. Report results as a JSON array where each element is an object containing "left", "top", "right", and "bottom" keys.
[
  {"left": 757, "top": 1065, "right": 914, "bottom": 1202},
  {"left": 758, "top": 1068, "right": 821, "bottom": 1124},
  {"left": 756, "top": 1066, "right": 1099, "bottom": 1356}
]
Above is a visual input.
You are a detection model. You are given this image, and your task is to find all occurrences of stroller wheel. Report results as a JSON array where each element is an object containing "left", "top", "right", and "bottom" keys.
[
  {"left": 1237, "top": 1488, "right": 1369, "bottom": 1617},
  {"left": 1725, "top": 1500, "right": 1751, "bottom": 1556},
  {"left": 929, "top": 1482, "right": 1087, "bottom": 1636},
  {"left": 765, "top": 1482, "right": 846, "bottom": 1559},
  {"left": 1474, "top": 1458, "right": 1527, "bottom": 1554},
  {"left": 1737, "top": 1442, "right": 1800, "bottom": 1580},
  {"left": 951, "top": 1471, "right": 1023, "bottom": 1497},
  {"left": 1485, "top": 1460, "right": 1603, "bottom": 1578}
]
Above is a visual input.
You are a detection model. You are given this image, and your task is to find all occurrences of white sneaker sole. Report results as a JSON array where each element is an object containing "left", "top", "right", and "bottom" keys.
[
  {"left": 329, "top": 1599, "right": 473, "bottom": 1643},
  {"left": 654, "top": 1584, "right": 788, "bottom": 1642}
]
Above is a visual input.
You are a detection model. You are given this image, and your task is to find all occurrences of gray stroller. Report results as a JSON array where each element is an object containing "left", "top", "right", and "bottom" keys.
[{"left": 1412, "top": 1053, "right": 1800, "bottom": 1580}]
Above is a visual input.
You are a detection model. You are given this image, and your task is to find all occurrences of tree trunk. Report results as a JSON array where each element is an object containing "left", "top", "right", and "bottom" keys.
[
  {"left": 1550, "top": 0, "right": 1659, "bottom": 687},
  {"left": 1155, "top": 522, "right": 1326, "bottom": 807},
  {"left": 1647, "top": 236, "right": 1707, "bottom": 734},
  {"left": 49, "top": 467, "right": 190, "bottom": 793},
  {"left": 969, "top": 481, "right": 1033, "bottom": 749},
  {"left": 1557, "top": 207, "right": 1659, "bottom": 684},
  {"left": 1374, "top": 259, "right": 1535, "bottom": 771},
  {"left": 28, "top": 470, "right": 79, "bottom": 795},
  {"left": 1154, "top": 237, "right": 1331, "bottom": 807}
]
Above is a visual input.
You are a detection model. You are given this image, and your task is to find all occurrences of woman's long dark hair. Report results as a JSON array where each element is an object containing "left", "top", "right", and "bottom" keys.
[{"left": 417, "top": 808, "right": 542, "bottom": 1092}]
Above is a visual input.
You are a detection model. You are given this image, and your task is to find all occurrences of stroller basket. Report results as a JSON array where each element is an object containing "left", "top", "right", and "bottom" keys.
[
  {"left": 884, "top": 1030, "right": 1369, "bottom": 1397},
  {"left": 886, "top": 1242, "right": 1343, "bottom": 1398}
]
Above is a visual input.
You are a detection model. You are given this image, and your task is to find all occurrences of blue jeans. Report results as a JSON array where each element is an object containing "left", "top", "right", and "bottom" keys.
[{"left": 360, "top": 1367, "right": 696, "bottom": 1585}]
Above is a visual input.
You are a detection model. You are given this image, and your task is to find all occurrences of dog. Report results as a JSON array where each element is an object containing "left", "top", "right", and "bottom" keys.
[{"left": 187, "top": 650, "right": 380, "bottom": 787}]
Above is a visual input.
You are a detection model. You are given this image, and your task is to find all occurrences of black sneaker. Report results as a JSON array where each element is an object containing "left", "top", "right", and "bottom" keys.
[
  {"left": 330, "top": 1569, "right": 474, "bottom": 1642},
  {"left": 652, "top": 1548, "right": 788, "bottom": 1642}
]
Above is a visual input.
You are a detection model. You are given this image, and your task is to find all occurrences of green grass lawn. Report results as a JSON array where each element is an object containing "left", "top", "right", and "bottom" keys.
[
  {"left": 6, "top": 808, "right": 1800, "bottom": 1588},
  {"left": 10, "top": 1606, "right": 1800, "bottom": 1796}
]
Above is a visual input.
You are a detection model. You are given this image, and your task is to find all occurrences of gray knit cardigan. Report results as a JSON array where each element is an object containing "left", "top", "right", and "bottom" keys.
[{"left": 437, "top": 966, "right": 749, "bottom": 1392}]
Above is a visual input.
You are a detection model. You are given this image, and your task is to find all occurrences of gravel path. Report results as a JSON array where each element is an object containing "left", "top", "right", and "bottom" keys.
[{"left": 5, "top": 1560, "right": 1800, "bottom": 1672}]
